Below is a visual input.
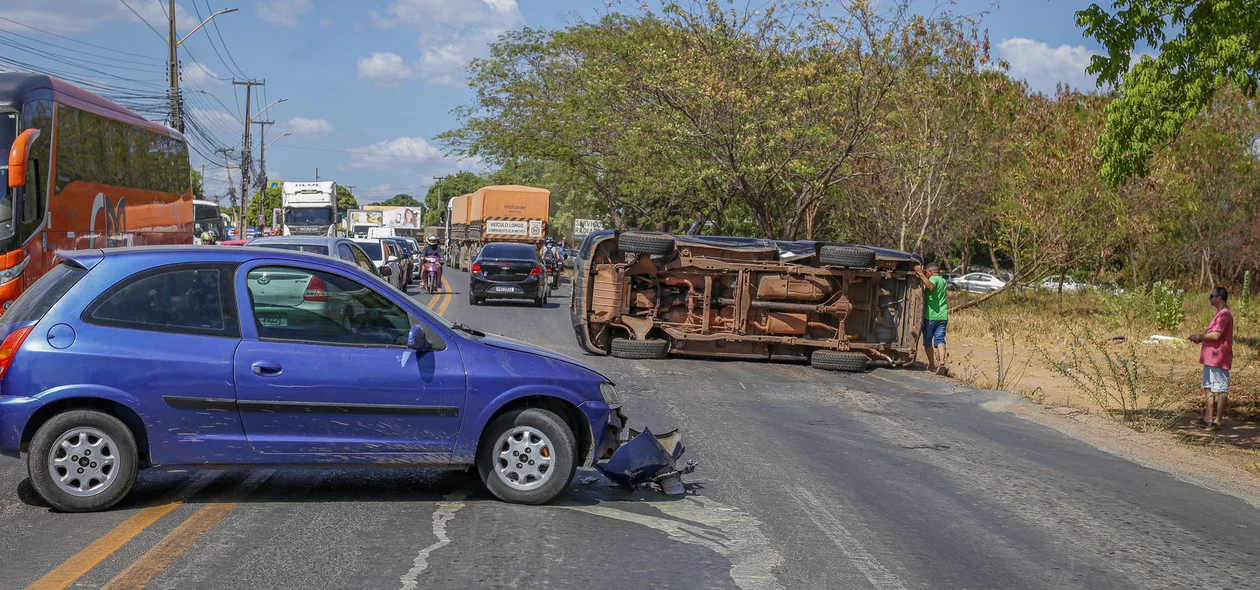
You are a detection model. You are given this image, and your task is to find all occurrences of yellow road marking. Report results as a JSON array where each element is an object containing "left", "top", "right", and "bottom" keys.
[
  {"left": 101, "top": 471, "right": 273, "bottom": 590},
  {"left": 435, "top": 276, "right": 452, "bottom": 317},
  {"left": 27, "top": 472, "right": 220, "bottom": 590}
]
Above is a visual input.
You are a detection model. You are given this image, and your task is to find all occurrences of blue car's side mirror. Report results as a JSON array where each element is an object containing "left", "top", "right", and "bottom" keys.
[{"left": 407, "top": 325, "right": 431, "bottom": 352}]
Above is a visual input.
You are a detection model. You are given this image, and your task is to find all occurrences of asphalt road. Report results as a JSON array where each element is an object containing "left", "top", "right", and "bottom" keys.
[{"left": 3, "top": 267, "right": 1259, "bottom": 589}]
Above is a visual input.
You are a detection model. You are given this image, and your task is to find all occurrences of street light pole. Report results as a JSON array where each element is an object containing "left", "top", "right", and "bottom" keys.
[{"left": 167, "top": 4, "right": 237, "bottom": 133}]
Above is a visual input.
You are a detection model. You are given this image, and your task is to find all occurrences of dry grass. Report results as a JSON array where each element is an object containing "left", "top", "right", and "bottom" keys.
[{"left": 949, "top": 287, "right": 1259, "bottom": 436}]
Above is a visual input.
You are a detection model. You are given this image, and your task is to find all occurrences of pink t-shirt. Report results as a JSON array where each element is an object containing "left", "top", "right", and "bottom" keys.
[{"left": 1200, "top": 307, "right": 1234, "bottom": 370}]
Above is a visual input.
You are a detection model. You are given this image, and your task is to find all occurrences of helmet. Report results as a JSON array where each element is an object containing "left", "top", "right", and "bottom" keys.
[
  {"left": 427, "top": 235, "right": 439, "bottom": 245},
  {"left": 545, "top": 236, "right": 555, "bottom": 245}
]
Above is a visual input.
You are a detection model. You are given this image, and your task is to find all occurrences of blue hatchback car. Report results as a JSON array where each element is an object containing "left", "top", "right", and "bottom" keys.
[{"left": 0, "top": 247, "right": 637, "bottom": 512}]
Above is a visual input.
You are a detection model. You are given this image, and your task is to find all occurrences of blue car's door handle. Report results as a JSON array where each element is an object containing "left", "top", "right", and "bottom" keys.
[{"left": 251, "top": 361, "right": 283, "bottom": 377}]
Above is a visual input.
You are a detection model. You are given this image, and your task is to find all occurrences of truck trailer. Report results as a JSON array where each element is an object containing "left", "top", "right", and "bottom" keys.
[
  {"left": 281, "top": 181, "right": 338, "bottom": 236},
  {"left": 448, "top": 185, "right": 551, "bottom": 270}
]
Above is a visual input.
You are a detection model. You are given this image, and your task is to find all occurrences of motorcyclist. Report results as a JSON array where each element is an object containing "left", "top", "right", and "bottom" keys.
[
  {"left": 422, "top": 235, "right": 442, "bottom": 260},
  {"left": 542, "top": 237, "right": 565, "bottom": 288}
]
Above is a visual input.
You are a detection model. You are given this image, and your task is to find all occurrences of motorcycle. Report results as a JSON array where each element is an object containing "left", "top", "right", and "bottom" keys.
[
  {"left": 543, "top": 255, "right": 562, "bottom": 290},
  {"left": 421, "top": 255, "right": 442, "bottom": 295}
]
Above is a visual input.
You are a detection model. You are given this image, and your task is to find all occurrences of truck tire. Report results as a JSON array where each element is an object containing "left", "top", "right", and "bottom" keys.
[
  {"left": 819, "top": 245, "right": 876, "bottom": 268},
  {"left": 810, "top": 350, "right": 869, "bottom": 372},
  {"left": 610, "top": 338, "right": 670, "bottom": 360},
  {"left": 618, "top": 233, "right": 675, "bottom": 256}
]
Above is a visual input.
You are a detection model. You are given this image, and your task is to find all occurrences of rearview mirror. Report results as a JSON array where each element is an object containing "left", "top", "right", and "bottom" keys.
[
  {"left": 8, "top": 128, "right": 41, "bottom": 189},
  {"left": 407, "top": 325, "right": 431, "bottom": 352},
  {"left": 378, "top": 266, "right": 392, "bottom": 277}
]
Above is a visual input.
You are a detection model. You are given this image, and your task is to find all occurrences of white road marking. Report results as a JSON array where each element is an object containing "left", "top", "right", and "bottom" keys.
[
  {"left": 563, "top": 496, "right": 784, "bottom": 590},
  {"left": 789, "top": 487, "right": 907, "bottom": 590},
  {"left": 399, "top": 491, "right": 468, "bottom": 590}
]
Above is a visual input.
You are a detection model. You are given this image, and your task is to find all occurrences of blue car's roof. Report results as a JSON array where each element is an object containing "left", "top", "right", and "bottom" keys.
[{"left": 58, "top": 245, "right": 342, "bottom": 270}]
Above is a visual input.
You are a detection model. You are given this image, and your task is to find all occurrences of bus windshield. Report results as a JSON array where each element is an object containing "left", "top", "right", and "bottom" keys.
[
  {"left": 284, "top": 207, "right": 332, "bottom": 226},
  {"left": 0, "top": 112, "right": 17, "bottom": 241}
]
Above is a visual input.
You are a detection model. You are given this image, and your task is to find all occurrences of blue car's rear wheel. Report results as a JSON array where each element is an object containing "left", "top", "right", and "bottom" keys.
[
  {"left": 27, "top": 410, "right": 138, "bottom": 513},
  {"left": 478, "top": 408, "right": 576, "bottom": 504}
]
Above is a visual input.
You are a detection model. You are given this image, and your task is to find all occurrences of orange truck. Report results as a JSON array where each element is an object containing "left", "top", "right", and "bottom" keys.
[{"left": 447, "top": 185, "right": 551, "bottom": 270}]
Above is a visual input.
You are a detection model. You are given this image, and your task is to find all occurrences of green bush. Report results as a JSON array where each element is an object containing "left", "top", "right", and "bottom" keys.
[
  {"left": 1240, "top": 270, "right": 1252, "bottom": 318},
  {"left": 1151, "top": 281, "right": 1185, "bottom": 332}
]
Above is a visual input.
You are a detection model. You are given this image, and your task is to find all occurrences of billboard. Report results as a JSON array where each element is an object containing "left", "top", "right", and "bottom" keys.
[
  {"left": 573, "top": 218, "right": 604, "bottom": 238},
  {"left": 349, "top": 210, "right": 384, "bottom": 227},
  {"left": 365, "top": 206, "right": 425, "bottom": 229},
  {"left": 267, "top": 180, "right": 282, "bottom": 190}
]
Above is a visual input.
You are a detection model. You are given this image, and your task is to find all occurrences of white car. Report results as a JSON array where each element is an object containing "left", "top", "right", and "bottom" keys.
[
  {"left": 353, "top": 239, "right": 404, "bottom": 291},
  {"left": 951, "top": 272, "right": 1007, "bottom": 293},
  {"left": 1036, "top": 277, "right": 1088, "bottom": 293}
]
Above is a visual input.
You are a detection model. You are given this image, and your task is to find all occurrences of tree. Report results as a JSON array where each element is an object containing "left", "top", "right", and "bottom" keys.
[
  {"left": 423, "top": 171, "right": 488, "bottom": 225},
  {"left": 246, "top": 187, "right": 282, "bottom": 228},
  {"left": 190, "top": 167, "right": 205, "bottom": 201},
  {"left": 1077, "top": 1, "right": 1260, "bottom": 185},
  {"left": 379, "top": 193, "right": 421, "bottom": 207},
  {"left": 337, "top": 185, "right": 358, "bottom": 211}
]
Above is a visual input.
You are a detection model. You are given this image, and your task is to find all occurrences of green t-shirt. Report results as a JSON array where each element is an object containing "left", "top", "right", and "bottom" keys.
[{"left": 924, "top": 275, "right": 948, "bottom": 320}]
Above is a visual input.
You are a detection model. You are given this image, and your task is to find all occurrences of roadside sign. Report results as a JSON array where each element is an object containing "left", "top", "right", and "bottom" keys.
[
  {"left": 573, "top": 218, "right": 603, "bottom": 238},
  {"left": 267, "top": 180, "right": 282, "bottom": 190}
]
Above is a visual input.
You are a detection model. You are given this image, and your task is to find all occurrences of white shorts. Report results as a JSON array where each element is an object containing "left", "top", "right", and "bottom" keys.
[{"left": 1202, "top": 366, "right": 1230, "bottom": 394}]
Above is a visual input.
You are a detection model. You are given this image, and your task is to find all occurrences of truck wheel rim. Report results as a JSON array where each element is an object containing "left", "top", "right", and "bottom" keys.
[
  {"left": 493, "top": 426, "right": 555, "bottom": 491},
  {"left": 48, "top": 427, "right": 120, "bottom": 497}
]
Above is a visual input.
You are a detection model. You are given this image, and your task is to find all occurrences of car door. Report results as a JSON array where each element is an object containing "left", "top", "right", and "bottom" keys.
[{"left": 233, "top": 260, "right": 466, "bottom": 454}]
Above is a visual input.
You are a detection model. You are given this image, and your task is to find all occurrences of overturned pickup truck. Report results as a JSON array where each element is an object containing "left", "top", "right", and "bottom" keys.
[{"left": 570, "top": 232, "right": 924, "bottom": 371}]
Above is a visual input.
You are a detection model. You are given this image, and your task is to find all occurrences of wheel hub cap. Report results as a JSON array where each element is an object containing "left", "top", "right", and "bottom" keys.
[
  {"left": 48, "top": 427, "right": 119, "bottom": 497},
  {"left": 493, "top": 426, "right": 554, "bottom": 491}
]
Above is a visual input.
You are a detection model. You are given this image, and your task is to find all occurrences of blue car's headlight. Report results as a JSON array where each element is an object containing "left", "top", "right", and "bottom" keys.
[{"left": 600, "top": 382, "right": 624, "bottom": 408}]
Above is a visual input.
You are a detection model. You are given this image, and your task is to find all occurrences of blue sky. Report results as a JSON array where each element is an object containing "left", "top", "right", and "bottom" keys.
[{"left": 0, "top": 0, "right": 1104, "bottom": 204}]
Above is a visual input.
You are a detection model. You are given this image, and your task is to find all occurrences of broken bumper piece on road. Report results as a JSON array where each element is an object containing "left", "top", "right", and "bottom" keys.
[{"left": 596, "top": 426, "right": 697, "bottom": 495}]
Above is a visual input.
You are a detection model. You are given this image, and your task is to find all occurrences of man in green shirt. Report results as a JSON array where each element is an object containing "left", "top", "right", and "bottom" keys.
[{"left": 915, "top": 263, "right": 949, "bottom": 375}]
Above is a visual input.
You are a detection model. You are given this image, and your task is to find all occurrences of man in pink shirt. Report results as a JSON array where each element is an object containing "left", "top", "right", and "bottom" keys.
[{"left": 1190, "top": 287, "right": 1233, "bottom": 431}]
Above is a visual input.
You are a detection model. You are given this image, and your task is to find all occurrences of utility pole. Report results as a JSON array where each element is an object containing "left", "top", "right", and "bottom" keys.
[
  {"left": 166, "top": 4, "right": 236, "bottom": 132},
  {"left": 254, "top": 119, "right": 274, "bottom": 231},
  {"left": 233, "top": 80, "right": 261, "bottom": 238},
  {"left": 315, "top": 167, "right": 320, "bottom": 182},
  {"left": 214, "top": 147, "right": 236, "bottom": 223},
  {"left": 167, "top": 0, "right": 180, "bottom": 132}
]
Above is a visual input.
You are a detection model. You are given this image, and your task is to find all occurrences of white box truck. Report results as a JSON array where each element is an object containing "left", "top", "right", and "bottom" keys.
[{"left": 282, "top": 181, "right": 338, "bottom": 236}]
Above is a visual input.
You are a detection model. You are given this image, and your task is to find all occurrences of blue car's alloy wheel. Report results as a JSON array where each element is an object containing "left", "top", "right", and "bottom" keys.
[
  {"left": 27, "top": 410, "right": 138, "bottom": 513},
  {"left": 478, "top": 408, "right": 577, "bottom": 505}
]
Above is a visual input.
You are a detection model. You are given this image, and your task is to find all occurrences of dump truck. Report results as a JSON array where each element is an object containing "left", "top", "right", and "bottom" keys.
[{"left": 448, "top": 185, "right": 551, "bottom": 270}]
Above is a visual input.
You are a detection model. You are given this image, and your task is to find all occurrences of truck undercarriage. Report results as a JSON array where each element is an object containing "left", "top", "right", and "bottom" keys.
[{"left": 571, "top": 232, "right": 924, "bottom": 371}]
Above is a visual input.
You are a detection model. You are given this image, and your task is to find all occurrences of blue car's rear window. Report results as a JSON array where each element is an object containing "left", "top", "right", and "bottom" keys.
[{"left": 1, "top": 263, "right": 86, "bottom": 327}]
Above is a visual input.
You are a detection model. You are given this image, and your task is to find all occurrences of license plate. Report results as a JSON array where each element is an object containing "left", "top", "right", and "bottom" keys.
[
  {"left": 492, "top": 285, "right": 521, "bottom": 294},
  {"left": 258, "top": 312, "right": 287, "bottom": 327}
]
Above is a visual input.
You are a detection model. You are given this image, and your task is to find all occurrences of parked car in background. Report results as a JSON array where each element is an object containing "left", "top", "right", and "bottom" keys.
[
  {"left": 950, "top": 272, "right": 1008, "bottom": 293},
  {"left": 220, "top": 240, "right": 249, "bottom": 246},
  {"left": 1035, "top": 276, "right": 1089, "bottom": 294},
  {"left": 563, "top": 248, "right": 579, "bottom": 269},
  {"left": 0, "top": 246, "right": 660, "bottom": 511},
  {"left": 469, "top": 243, "right": 550, "bottom": 307},
  {"left": 248, "top": 236, "right": 379, "bottom": 276},
  {"left": 353, "top": 239, "right": 403, "bottom": 290}
]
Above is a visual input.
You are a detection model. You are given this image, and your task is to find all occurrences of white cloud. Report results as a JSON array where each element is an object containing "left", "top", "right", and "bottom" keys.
[
  {"left": 356, "top": 52, "right": 413, "bottom": 86},
  {"left": 254, "top": 0, "right": 311, "bottom": 27},
  {"left": 0, "top": 0, "right": 197, "bottom": 34},
  {"left": 181, "top": 63, "right": 225, "bottom": 90},
  {"left": 368, "top": 0, "right": 523, "bottom": 87},
  {"left": 284, "top": 117, "right": 333, "bottom": 137},
  {"left": 349, "top": 137, "right": 444, "bottom": 169},
  {"left": 996, "top": 38, "right": 1102, "bottom": 95}
]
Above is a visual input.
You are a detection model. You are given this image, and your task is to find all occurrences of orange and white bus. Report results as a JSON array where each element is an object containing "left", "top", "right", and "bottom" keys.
[{"left": 0, "top": 73, "right": 193, "bottom": 306}]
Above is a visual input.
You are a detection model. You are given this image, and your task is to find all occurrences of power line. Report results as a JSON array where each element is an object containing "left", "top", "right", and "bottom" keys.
[
  {"left": 0, "top": 29, "right": 160, "bottom": 68},
  {"left": 0, "top": 16, "right": 162, "bottom": 61},
  {"left": 118, "top": 0, "right": 168, "bottom": 43},
  {"left": 193, "top": 0, "right": 249, "bottom": 80}
]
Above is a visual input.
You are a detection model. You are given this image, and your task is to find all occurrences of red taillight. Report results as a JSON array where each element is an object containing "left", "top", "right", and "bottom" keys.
[
  {"left": 471, "top": 263, "right": 483, "bottom": 274},
  {"left": 304, "top": 275, "right": 328, "bottom": 302},
  {"left": 530, "top": 266, "right": 542, "bottom": 277},
  {"left": 0, "top": 326, "right": 33, "bottom": 378}
]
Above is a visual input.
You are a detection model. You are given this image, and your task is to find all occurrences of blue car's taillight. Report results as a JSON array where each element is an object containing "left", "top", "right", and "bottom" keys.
[{"left": 0, "top": 326, "right": 34, "bottom": 379}]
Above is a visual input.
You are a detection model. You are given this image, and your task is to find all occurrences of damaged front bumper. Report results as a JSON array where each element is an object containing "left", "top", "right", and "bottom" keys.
[{"left": 594, "top": 408, "right": 697, "bottom": 494}]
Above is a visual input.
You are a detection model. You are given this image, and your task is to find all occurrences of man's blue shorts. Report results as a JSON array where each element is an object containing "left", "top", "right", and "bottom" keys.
[{"left": 923, "top": 319, "right": 948, "bottom": 347}]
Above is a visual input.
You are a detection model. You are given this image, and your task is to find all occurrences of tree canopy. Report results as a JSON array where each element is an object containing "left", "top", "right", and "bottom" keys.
[
  {"left": 1077, "top": 0, "right": 1260, "bottom": 185},
  {"left": 336, "top": 185, "right": 358, "bottom": 211}
]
